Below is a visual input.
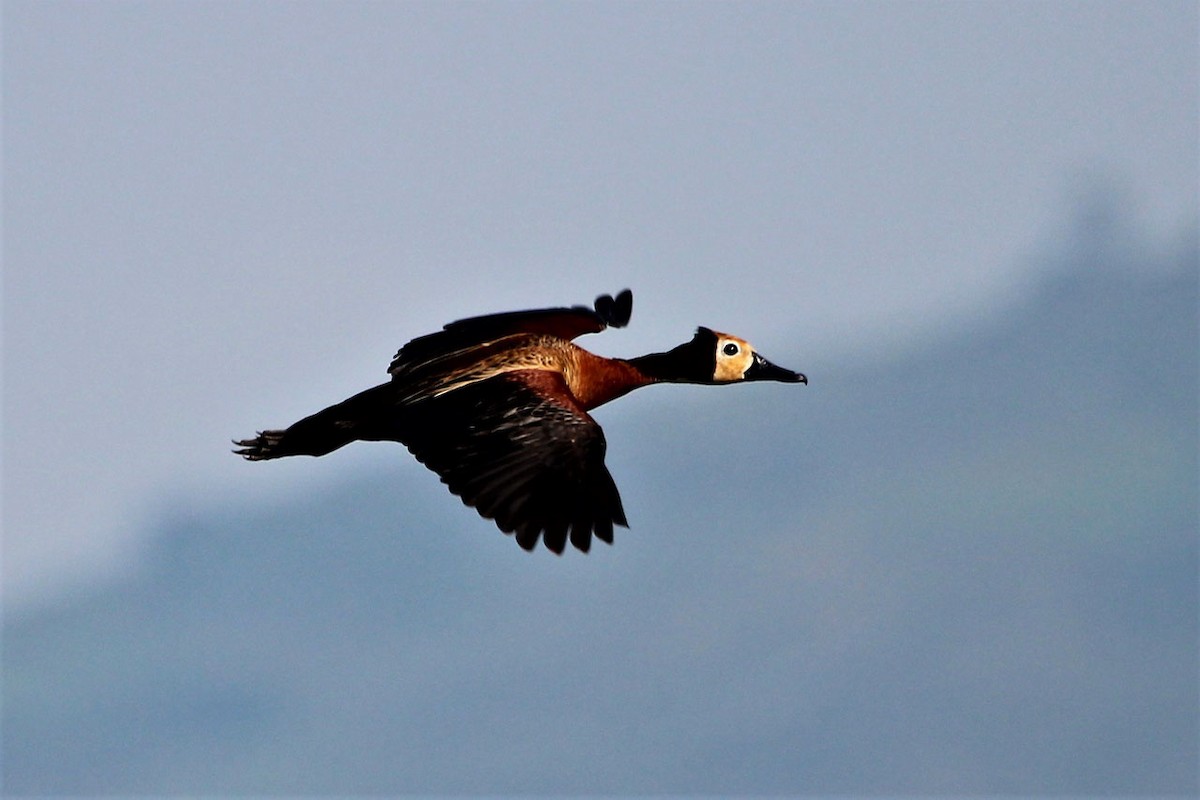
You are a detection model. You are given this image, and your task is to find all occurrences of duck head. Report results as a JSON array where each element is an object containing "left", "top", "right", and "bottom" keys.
[{"left": 630, "top": 326, "right": 807, "bottom": 385}]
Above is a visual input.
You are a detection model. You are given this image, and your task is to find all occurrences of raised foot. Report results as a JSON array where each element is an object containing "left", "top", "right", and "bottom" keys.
[{"left": 232, "top": 430, "right": 285, "bottom": 461}]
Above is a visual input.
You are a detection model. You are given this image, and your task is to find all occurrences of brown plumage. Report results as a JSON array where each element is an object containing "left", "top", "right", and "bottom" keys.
[{"left": 234, "top": 289, "right": 805, "bottom": 553}]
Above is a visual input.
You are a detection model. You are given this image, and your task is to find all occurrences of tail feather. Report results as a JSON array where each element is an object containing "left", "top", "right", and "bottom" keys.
[{"left": 234, "top": 382, "right": 394, "bottom": 460}]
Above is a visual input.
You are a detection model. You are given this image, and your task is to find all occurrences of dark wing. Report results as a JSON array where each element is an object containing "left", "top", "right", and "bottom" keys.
[
  {"left": 395, "top": 370, "right": 628, "bottom": 554},
  {"left": 389, "top": 289, "right": 632, "bottom": 377}
]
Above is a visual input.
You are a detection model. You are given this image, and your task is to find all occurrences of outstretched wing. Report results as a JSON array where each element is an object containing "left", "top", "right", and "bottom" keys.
[
  {"left": 395, "top": 370, "right": 628, "bottom": 554},
  {"left": 389, "top": 289, "right": 632, "bottom": 377}
]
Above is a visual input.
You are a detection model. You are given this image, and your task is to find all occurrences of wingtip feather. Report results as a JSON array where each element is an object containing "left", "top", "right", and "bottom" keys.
[{"left": 594, "top": 288, "right": 633, "bottom": 329}]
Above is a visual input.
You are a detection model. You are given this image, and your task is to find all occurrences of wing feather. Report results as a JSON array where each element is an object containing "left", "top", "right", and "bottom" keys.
[
  {"left": 394, "top": 370, "right": 628, "bottom": 553},
  {"left": 389, "top": 289, "right": 631, "bottom": 377}
]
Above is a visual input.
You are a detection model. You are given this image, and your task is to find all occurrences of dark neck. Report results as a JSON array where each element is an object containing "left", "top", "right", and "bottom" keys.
[
  {"left": 625, "top": 352, "right": 679, "bottom": 382},
  {"left": 626, "top": 342, "right": 709, "bottom": 383}
]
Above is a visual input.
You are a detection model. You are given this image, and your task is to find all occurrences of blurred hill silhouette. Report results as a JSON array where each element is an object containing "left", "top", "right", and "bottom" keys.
[{"left": 5, "top": 213, "right": 1196, "bottom": 794}]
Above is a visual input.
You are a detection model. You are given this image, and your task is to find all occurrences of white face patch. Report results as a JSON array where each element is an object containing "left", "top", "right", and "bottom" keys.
[{"left": 711, "top": 331, "right": 755, "bottom": 382}]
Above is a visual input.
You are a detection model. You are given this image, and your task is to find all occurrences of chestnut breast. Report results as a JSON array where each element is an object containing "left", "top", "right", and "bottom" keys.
[{"left": 564, "top": 347, "right": 652, "bottom": 410}]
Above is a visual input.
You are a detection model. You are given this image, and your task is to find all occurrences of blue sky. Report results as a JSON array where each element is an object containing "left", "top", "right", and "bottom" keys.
[
  {"left": 3, "top": 2, "right": 1197, "bottom": 793},
  {"left": 4, "top": 0, "right": 1197, "bottom": 620},
  {"left": 5, "top": 0, "right": 1195, "bottom": 612}
]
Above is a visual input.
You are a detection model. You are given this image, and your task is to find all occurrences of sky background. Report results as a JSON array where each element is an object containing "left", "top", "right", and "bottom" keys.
[{"left": 3, "top": 0, "right": 1198, "bottom": 794}]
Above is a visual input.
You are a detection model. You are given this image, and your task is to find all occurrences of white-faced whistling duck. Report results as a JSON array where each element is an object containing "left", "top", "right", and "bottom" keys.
[{"left": 235, "top": 290, "right": 806, "bottom": 554}]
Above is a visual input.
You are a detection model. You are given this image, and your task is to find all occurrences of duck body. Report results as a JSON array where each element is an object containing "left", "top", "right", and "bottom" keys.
[
  {"left": 387, "top": 333, "right": 652, "bottom": 411},
  {"left": 235, "top": 290, "right": 805, "bottom": 554}
]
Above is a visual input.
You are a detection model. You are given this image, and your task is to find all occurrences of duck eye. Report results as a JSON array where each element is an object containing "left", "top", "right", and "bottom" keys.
[{"left": 722, "top": 342, "right": 739, "bottom": 356}]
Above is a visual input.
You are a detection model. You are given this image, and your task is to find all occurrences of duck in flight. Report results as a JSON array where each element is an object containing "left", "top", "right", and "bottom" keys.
[{"left": 234, "top": 290, "right": 805, "bottom": 554}]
